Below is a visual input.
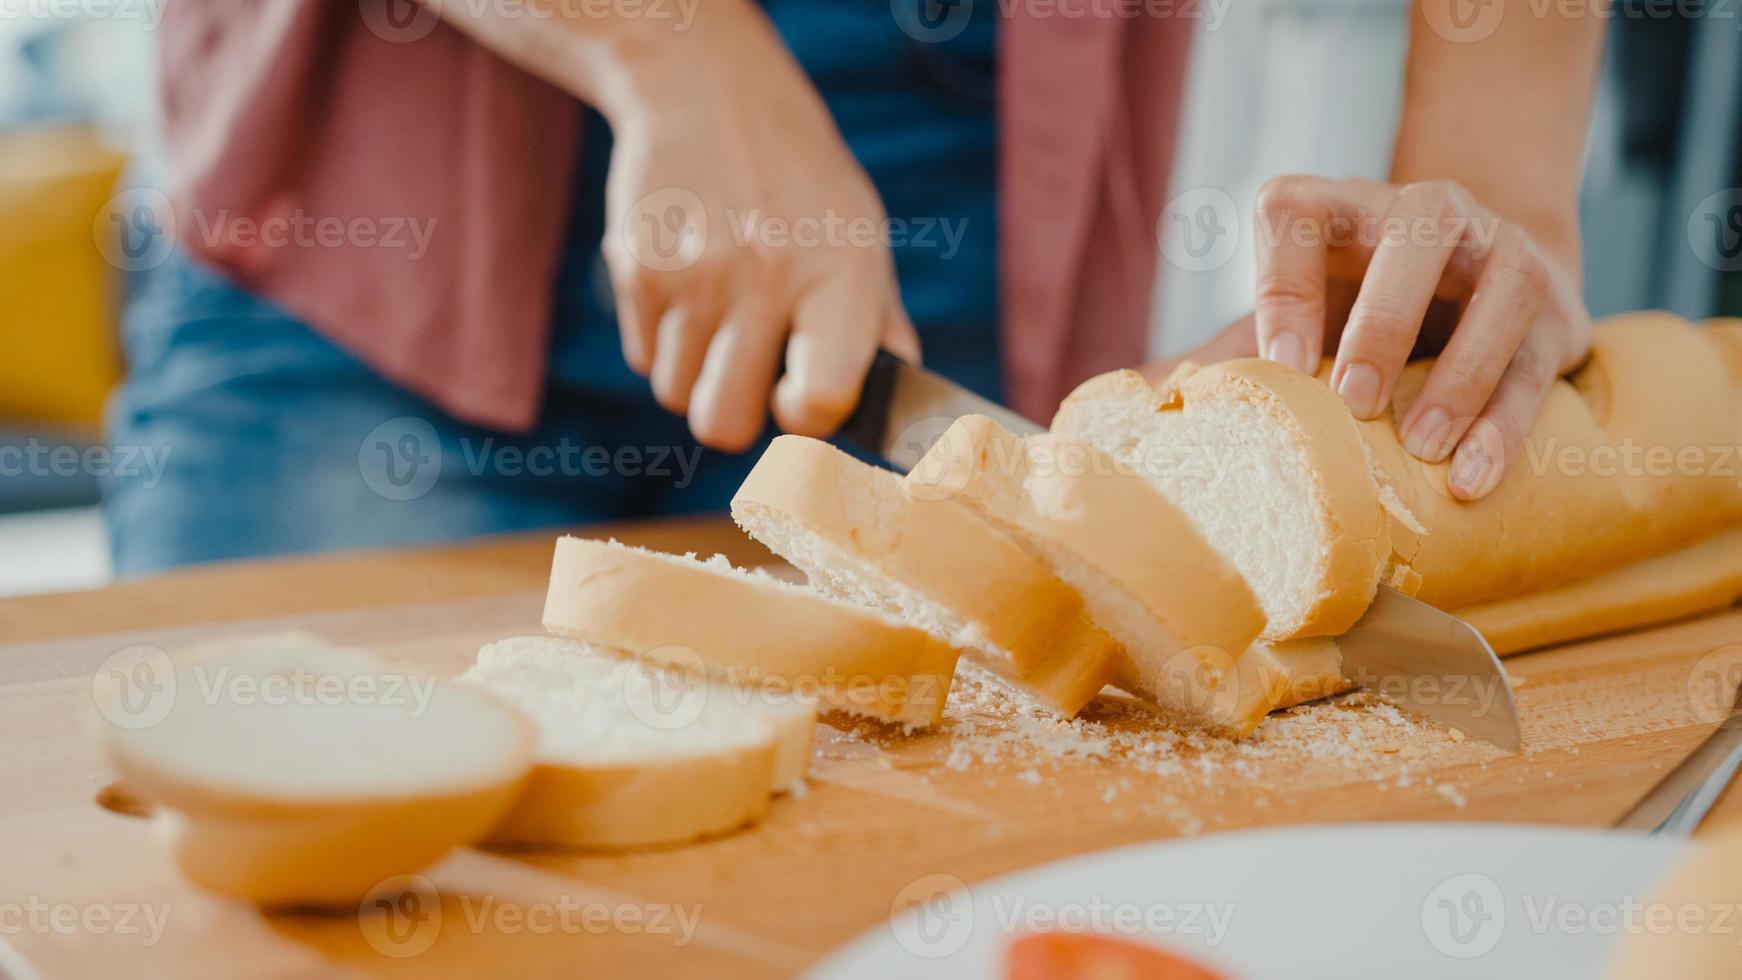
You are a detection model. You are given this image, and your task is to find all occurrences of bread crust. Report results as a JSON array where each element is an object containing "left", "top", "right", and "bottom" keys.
[
  {"left": 1364, "top": 315, "right": 1742, "bottom": 611},
  {"left": 731, "top": 435, "right": 1120, "bottom": 715},
  {"left": 486, "top": 742, "right": 784, "bottom": 849},
  {"left": 543, "top": 537, "right": 962, "bottom": 727},
  {"left": 1460, "top": 525, "right": 1742, "bottom": 655},
  {"left": 155, "top": 784, "right": 529, "bottom": 906}
]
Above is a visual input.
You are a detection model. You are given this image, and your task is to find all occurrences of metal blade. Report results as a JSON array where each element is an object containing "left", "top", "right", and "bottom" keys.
[
  {"left": 1615, "top": 674, "right": 1742, "bottom": 835},
  {"left": 1338, "top": 587, "right": 1524, "bottom": 752},
  {"left": 837, "top": 350, "right": 1042, "bottom": 471}
]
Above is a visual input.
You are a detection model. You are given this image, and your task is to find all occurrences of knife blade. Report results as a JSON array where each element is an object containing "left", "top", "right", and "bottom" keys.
[
  {"left": 837, "top": 350, "right": 1524, "bottom": 750},
  {"left": 837, "top": 349, "right": 1044, "bottom": 468},
  {"left": 1336, "top": 587, "right": 1523, "bottom": 752},
  {"left": 1614, "top": 673, "right": 1742, "bottom": 834}
]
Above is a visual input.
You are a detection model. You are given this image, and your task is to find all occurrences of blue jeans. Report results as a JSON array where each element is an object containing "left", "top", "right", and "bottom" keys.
[
  {"left": 105, "top": 0, "right": 998, "bottom": 574},
  {"left": 103, "top": 256, "right": 767, "bottom": 574}
]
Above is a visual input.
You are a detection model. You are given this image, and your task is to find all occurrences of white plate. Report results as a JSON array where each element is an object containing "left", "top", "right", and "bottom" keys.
[{"left": 807, "top": 824, "right": 1683, "bottom": 980}]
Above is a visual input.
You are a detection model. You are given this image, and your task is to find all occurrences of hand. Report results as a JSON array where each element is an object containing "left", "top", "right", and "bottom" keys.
[
  {"left": 597, "top": 2, "right": 918, "bottom": 452},
  {"left": 1155, "top": 176, "right": 1592, "bottom": 500}
]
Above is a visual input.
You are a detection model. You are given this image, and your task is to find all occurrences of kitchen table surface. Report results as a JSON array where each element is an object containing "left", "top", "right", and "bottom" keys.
[{"left": 2, "top": 516, "right": 1739, "bottom": 978}]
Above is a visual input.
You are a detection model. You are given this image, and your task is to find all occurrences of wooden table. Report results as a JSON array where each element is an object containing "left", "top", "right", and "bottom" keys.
[{"left": 2, "top": 516, "right": 1739, "bottom": 978}]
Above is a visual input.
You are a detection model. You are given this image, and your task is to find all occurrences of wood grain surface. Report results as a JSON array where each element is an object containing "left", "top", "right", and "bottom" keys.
[{"left": 1, "top": 518, "right": 1738, "bottom": 979}]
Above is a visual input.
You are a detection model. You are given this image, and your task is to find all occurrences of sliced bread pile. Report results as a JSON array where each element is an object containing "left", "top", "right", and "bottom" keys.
[{"left": 99, "top": 632, "right": 819, "bottom": 905}]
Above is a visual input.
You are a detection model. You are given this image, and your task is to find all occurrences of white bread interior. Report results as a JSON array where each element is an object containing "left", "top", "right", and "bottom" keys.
[
  {"left": 1052, "top": 360, "right": 1388, "bottom": 641},
  {"left": 731, "top": 435, "right": 1120, "bottom": 716},
  {"left": 542, "top": 537, "right": 962, "bottom": 728},
  {"left": 97, "top": 632, "right": 534, "bottom": 906},
  {"left": 902, "top": 415, "right": 1271, "bottom": 736},
  {"left": 459, "top": 636, "right": 814, "bottom": 848}
]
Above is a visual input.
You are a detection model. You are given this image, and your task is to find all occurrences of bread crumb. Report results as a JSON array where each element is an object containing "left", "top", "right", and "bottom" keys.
[
  {"left": 863, "top": 665, "right": 1490, "bottom": 799},
  {"left": 1435, "top": 783, "right": 1467, "bottom": 808}
]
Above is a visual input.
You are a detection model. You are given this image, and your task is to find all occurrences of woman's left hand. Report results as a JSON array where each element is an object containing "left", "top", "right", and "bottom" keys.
[{"left": 1154, "top": 175, "right": 1593, "bottom": 501}]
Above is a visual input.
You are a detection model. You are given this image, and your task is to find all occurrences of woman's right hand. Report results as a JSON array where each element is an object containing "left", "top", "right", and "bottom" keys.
[{"left": 421, "top": 0, "right": 917, "bottom": 452}]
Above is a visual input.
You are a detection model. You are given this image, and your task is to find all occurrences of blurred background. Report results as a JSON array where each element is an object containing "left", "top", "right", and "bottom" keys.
[{"left": 0, "top": 0, "right": 1738, "bottom": 596}]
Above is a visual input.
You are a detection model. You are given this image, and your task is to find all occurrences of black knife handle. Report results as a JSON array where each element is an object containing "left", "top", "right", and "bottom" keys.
[{"left": 834, "top": 348, "right": 905, "bottom": 458}]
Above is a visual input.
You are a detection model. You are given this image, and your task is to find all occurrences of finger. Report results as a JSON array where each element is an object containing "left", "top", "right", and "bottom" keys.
[
  {"left": 1332, "top": 179, "right": 1472, "bottom": 420},
  {"left": 880, "top": 301, "right": 922, "bottom": 366},
  {"left": 774, "top": 270, "right": 885, "bottom": 436},
  {"left": 687, "top": 304, "right": 786, "bottom": 453},
  {"left": 649, "top": 305, "right": 720, "bottom": 416},
  {"left": 1446, "top": 330, "right": 1559, "bottom": 501},
  {"left": 1252, "top": 176, "right": 1332, "bottom": 374},
  {"left": 613, "top": 264, "right": 665, "bottom": 379},
  {"left": 1398, "top": 225, "right": 1551, "bottom": 462}
]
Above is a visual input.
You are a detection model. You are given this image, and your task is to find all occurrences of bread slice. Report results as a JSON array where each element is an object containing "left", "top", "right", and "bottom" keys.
[
  {"left": 95, "top": 632, "right": 533, "bottom": 906},
  {"left": 902, "top": 415, "right": 1271, "bottom": 736},
  {"left": 730, "top": 435, "right": 1120, "bottom": 716},
  {"left": 1052, "top": 361, "right": 1388, "bottom": 641},
  {"left": 542, "top": 537, "right": 962, "bottom": 728},
  {"left": 458, "top": 636, "right": 814, "bottom": 848}
]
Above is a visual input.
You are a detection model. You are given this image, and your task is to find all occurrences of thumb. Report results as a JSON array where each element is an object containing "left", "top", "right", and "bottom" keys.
[{"left": 880, "top": 302, "right": 922, "bottom": 367}]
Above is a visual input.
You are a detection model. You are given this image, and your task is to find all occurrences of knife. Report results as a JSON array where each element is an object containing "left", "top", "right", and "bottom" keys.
[
  {"left": 1614, "top": 674, "right": 1742, "bottom": 834},
  {"left": 837, "top": 349, "right": 1524, "bottom": 751}
]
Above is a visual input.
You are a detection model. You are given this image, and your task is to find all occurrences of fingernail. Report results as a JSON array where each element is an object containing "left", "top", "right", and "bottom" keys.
[
  {"left": 1402, "top": 406, "right": 1453, "bottom": 461},
  {"left": 1265, "top": 332, "right": 1310, "bottom": 374},
  {"left": 1448, "top": 435, "right": 1500, "bottom": 499},
  {"left": 1335, "top": 361, "right": 1383, "bottom": 419}
]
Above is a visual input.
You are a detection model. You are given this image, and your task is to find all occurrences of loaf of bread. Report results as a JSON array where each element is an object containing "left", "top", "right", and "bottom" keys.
[{"left": 1057, "top": 313, "right": 1742, "bottom": 652}]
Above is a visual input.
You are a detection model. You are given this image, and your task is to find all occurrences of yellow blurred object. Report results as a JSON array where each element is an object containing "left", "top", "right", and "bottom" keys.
[{"left": 0, "top": 125, "right": 129, "bottom": 431}]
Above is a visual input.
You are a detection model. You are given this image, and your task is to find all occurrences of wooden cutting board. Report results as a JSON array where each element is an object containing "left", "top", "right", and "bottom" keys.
[{"left": 2, "top": 517, "right": 1739, "bottom": 979}]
